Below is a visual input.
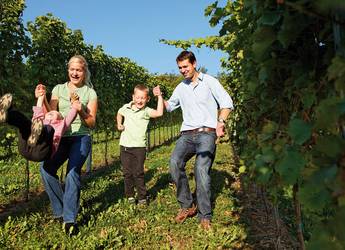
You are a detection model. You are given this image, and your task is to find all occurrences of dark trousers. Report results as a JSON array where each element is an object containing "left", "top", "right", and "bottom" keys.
[
  {"left": 7, "top": 109, "right": 54, "bottom": 162},
  {"left": 120, "top": 146, "right": 147, "bottom": 200}
]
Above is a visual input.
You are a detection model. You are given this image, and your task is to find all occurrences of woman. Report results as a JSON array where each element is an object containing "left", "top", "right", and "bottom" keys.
[{"left": 37, "top": 55, "right": 97, "bottom": 235}]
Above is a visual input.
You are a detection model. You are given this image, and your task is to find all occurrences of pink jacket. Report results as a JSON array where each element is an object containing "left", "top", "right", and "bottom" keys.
[{"left": 32, "top": 106, "right": 77, "bottom": 157}]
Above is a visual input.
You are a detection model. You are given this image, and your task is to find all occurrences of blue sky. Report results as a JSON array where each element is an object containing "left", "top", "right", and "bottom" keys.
[{"left": 22, "top": 0, "right": 227, "bottom": 76}]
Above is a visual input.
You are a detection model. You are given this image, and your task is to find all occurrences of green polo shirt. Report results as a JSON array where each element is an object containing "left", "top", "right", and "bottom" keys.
[
  {"left": 118, "top": 102, "right": 153, "bottom": 147},
  {"left": 52, "top": 82, "right": 97, "bottom": 136}
]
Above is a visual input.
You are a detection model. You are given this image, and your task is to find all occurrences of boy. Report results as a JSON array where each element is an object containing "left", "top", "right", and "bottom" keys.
[
  {"left": 116, "top": 84, "right": 163, "bottom": 205},
  {"left": 0, "top": 91, "right": 81, "bottom": 162}
]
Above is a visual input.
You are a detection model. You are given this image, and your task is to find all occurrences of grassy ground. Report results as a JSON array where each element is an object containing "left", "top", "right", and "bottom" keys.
[{"left": 0, "top": 141, "right": 250, "bottom": 249}]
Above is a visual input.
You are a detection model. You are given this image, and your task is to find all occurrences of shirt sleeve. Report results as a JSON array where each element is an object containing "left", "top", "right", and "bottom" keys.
[
  {"left": 32, "top": 106, "right": 45, "bottom": 120},
  {"left": 88, "top": 88, "right": 97, "bottom": 101},
  {"left": 166, "top": 88, "right": 180, "bottom": 112},
  {"left": 51, "top": 84, "right": 60, "bottom": 98},
  {"left": 64, "top": 107, "right": 78, "bottom": 129},
  {"left": 145, "top": 107, "right": 154, "bottom": 119},
  {"left": 209, "top": 78, "right": 234, "bottom": 110},
  {"left": 118, "top": 105, "right": 126, "bottom": 116}
]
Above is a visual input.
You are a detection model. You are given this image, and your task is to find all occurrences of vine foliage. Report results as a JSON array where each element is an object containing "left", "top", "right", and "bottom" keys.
[{"left": 161, "top": 0, "right": 345, "bottom": 248}]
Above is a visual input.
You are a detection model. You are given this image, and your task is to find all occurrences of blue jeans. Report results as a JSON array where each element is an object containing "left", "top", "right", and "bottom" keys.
[
  {"left": 170, "top": 131, "right": 217, "bottom": 220},
  {"left": 40, "top": 135, "right": 91, "bottom": 223}
]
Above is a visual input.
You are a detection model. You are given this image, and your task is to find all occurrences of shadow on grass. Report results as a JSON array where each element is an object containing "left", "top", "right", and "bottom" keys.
[
  {"left": 0, "top": 158, "right": 122, "bottom": 225},
  {"left": 210, "top": 169, "right": 235, "bottom": 209}
]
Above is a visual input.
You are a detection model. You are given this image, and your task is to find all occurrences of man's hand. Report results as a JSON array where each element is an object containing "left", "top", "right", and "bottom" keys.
[
  {"left": 153, "top": 85, "right": 162, "bottom": 97},
  {"left": 216, "top": 121, "right": 226, "bottom": 137}
]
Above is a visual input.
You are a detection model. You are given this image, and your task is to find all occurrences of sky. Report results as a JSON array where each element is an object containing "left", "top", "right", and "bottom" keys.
[{"left": 22, "top": 0, "right": 227, "bottom": 76}]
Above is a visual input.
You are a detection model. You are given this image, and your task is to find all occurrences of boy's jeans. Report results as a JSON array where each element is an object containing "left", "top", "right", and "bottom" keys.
[
  {"left": 169, "top": 131, "right": 216, "bottom": 220},
  {"left": 40, "top": 135, "right": 91, "bottom": 223}
]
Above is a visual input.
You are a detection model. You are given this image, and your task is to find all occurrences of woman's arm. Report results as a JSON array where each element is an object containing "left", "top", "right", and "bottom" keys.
[
  {"left": 79, "top": 99, "right": 98, "bottom": 128},
  {"left": 49, "top": 96, "right": 59, "bottom": 111}
]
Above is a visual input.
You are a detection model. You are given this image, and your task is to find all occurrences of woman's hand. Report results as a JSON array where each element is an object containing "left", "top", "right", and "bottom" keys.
[
  {"left": 35, "top": 84, "right": 46, "bottom": 98},
  {"left": 72, "top": 100, "right": 82, "bottom": 112}
]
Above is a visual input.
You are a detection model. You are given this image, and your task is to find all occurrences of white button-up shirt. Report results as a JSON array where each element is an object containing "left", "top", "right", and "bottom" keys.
[{"left": 166, "top": 72, "right": 234, "bottom": 131}]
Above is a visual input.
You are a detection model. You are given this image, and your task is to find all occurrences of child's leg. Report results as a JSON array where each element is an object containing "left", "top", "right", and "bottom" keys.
[
  {"left": 18, "top": 125, "right": 54, "bottom": 162},
  {"left": 0, "top": 94, "right": 13, "bottom": 123},
  {"left": 120, "top": 146, "right": 135, "bottom": 198},
  {"left": 132, "top": 147, "right": 147, "bottom": 201},
  {"left": 27, "top": 118, "right": 43, "bottom": 146},
  {"left": 7, "top": 109, "right": 32, "bottom": 139}
]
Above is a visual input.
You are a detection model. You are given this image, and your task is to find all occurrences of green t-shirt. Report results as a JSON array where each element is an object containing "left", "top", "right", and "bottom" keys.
[
  {"left": 52, "top": 82, "right": 97, "bottom": 136},
  {"left": 118, "top": 102, "right": 153, "bottom": 147}
]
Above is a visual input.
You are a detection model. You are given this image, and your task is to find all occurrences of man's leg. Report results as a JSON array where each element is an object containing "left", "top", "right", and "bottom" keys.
[{"left": 194, "top": 131, "right": 217, "bottom": 225}]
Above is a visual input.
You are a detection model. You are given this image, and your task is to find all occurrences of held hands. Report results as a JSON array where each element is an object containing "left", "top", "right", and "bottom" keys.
[
  {"left": 71, "top": 99, "right": 82, "bottom": 112},
  {"left": 70, "top": 92, "right": 82, "bottom": 111},
  {"left": 153, "top": 85, "right": 162, "bottom": 97},
  {"left": 35, "top": 84, "right": 46, "bottom": 98}
]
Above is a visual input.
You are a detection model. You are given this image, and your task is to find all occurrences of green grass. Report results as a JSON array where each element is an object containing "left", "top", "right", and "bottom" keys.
[{"left": 0, "top": 141, "right": 249, "bottom": 249}]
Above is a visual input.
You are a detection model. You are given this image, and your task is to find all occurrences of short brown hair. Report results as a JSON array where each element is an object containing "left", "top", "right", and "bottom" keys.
[
  {"left": 133, "top": 84, "right": 149, "bottom": 95},
  {"left": 176, "top": 51, "right": 196, "bottom": 64}
]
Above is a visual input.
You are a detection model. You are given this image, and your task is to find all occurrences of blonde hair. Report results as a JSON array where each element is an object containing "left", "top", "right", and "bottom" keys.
[
  {"left": 133, "top": 84, "right": 149, "bottom": 95},
  {"left": 68, "top": 55, "right": 93, "bottom": 88}
]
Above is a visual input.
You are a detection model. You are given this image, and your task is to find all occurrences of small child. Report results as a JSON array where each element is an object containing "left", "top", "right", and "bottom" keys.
[
  {"left": 0, "top": 91, "right": 81, "bottom": 162},
  {"left": 116, "top": 84, "right": 163, "bottom": 205}
]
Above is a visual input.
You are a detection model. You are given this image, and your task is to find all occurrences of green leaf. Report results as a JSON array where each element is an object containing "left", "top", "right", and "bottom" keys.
[
  {"left": 257, "top": 11, "right": 281, "bottom": 26},
  {"left": 288, "top": 118, "right": 312, "bottom": 145},
  {"left": 299, "top": 184, "right": 331, "bottom": 212},
  {"left": 315, "top": 98, "right": 345, "bottom": 130},
  {"left": 315, "top": 135, "right": 345, "bottom": 158},
  {"left": 252, "top": 27, "right": 276, "bottom": 60},
  {"left": 277, "top": 13, "right": 308, "bottom": 48},
  {"left": 276, "top": 149, "right": 306, "bottom": 185},
  {"left": 301, "top": 88, "right": 316, "bottom": 109}
]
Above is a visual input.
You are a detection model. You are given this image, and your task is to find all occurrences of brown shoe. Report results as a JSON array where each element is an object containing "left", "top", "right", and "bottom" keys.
[
  {"left": 175, "top": 204, "right": 197, "bottom": 223},
  {"left": 200, "top": 218, "right": 211, "bottom": 231}
]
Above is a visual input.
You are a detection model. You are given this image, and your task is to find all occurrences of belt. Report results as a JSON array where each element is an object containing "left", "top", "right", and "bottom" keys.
[{"left": 181, "top": 127, "right": 216, "bottom": 134}]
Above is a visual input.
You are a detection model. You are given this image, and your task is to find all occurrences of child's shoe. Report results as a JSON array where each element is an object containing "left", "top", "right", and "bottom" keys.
[
  {"left": 27, "top": 118, "right": 43, "bottom": 146},
  {"left": 0, "top": 93, "right": 12, "bottom": 123},
  {"left": 128, "top": 197, "right": 136, "bottom": 204},
  {"left": 138, "top": 199, "right": 147, "bottom": 207}
]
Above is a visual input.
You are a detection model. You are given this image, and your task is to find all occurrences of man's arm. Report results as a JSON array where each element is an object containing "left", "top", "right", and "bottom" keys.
[{"left": 216, "top": 108, "right": 231, "bottom": 137}]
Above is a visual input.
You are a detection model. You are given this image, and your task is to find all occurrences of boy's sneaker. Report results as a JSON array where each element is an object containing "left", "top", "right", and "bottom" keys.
[
  {"left": 0, "top": 93, "right": 12, "bottom": 123},
  {"left": 27, "top": 118, "right": 43, "bottom": 146},
  {"left": 128, "top": 197, "right": 136, "bottom": 204},
  {"left": 138, "top": 199, "right": 147, "bottom": 207}
]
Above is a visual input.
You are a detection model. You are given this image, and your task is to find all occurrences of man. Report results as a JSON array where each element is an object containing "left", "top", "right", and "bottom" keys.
[{"left": 154, "top": 51, "right": 233, "bottom": 230}]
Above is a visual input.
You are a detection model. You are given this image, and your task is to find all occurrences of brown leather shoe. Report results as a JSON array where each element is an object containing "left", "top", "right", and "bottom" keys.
[
  {"left": 174, "top": 204, "right": 197, "bottom": 223},
  {"left": 200, "top": 218, "right": 211, "bottom": 231}
]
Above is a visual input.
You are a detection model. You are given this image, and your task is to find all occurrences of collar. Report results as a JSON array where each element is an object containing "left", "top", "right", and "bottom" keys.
[
  {"left": 126, "top": 101, "right": 142, "bottom": 112},
  {"left": 197, "top": 72, "right": 204, "bottom": 81}
]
